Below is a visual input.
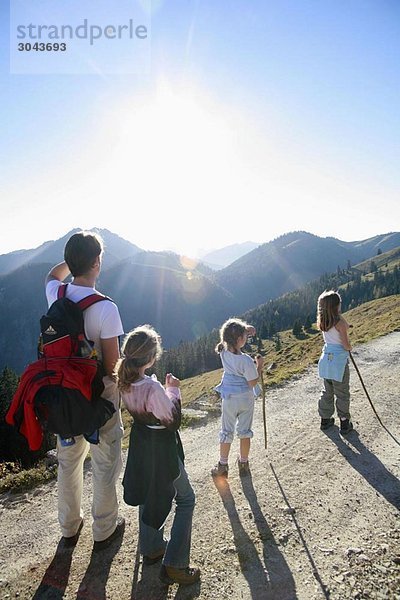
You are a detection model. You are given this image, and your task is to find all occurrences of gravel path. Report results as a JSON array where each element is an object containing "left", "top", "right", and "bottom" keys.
[{"left": 1, "top": 332, "right": 399, "bottom": 600}]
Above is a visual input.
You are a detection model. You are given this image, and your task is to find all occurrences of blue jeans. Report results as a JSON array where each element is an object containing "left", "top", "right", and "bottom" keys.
[{"left": 139, "top": 459, "right": 195, "bottom": 569}]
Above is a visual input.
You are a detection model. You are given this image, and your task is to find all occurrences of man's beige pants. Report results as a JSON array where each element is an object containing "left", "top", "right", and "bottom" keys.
[{"left": 57, "top": 408, "right": 123, "bottom": 542}]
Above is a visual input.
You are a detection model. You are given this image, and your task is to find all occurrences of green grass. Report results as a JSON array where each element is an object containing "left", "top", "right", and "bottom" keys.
[
  {"left": 0, "top": 461, "right": 57, "bottom": 494},
  {"left": 180, "top": 294, "right": 400, "bottom": 405},
  {"left": 2, "top": 294, "right": 399, "bottom": 494},
  {"left": 354, "top": 247, "right": 400, "bottom": 274}
]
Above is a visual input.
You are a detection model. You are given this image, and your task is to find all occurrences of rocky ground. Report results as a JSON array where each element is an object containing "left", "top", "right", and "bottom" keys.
[{"left": 0, "top": 332, "right": 399, "bottom": 600}]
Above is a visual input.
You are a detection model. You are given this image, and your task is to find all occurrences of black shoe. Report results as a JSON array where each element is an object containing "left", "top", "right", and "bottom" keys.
[
  {"left": 93, "top": 517, "right": 125, "bottom": 552},
  {"left": 340, "top": 419, "right": 353, "bottom": 435},
  {"left": 320, "top": 417, "right": 334, "bottom": 431},
  {"left": 61, "top": 519, "right": 83, "bottom": 548}
]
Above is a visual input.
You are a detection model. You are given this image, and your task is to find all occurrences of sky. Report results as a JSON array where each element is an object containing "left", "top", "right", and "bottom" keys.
[{"left": 1, "top": 0, "right": 399, "bottom": 259}]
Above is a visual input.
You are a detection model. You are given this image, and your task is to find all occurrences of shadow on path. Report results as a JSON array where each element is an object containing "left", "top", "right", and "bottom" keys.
[
  {"left": 76, "top": 526, "right": 125, "bottom": 600},
  {"left": 214, "top": 475, "right": 298, "bottom": 600},
  {"left": 324, "top": 428, "right": 400, "bottom": 511},
  {"left": 32, "top": 539, "right": 74, "bottom": 599},
  {"left": 269, "top": 463, "right": 330, "bottom": 600}
]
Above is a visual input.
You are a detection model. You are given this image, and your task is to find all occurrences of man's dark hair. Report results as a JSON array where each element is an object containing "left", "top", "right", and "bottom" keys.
[{"left": 64, "top": 231, "right": 103, "bottom": 277}]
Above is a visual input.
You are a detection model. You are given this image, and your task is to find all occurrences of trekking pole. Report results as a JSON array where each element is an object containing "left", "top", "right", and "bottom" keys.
[
  {"left": 349, "top": 351, "right": 384, "bottom": 427},
  {"left": 257, "top": 357, "right": 276, "bottom": 451},
  {"left": 259, "top": 366, "right": 267, "bottom": 451},
  {"left": 349, "top": 351, "right": 400, "bottom": 447}
]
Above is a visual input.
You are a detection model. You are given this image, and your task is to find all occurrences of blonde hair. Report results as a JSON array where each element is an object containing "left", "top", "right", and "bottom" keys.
[
  {"left": 317, "top": 290, "right": 341, "bottom": 332},
  {"left": 116, "top": 325, "right": 162, "bottom": 392},
  {"left": 215, "top": 318, "right": 249, "bottom": 354}
]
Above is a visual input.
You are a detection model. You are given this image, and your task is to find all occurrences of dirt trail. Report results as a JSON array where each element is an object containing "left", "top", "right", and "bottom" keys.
[{"left": 1, "top": 333, "right": 399, "bottom": 600}]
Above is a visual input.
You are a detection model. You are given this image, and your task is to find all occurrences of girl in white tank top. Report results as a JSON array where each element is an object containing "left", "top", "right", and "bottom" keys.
[
  {"left": 322, "top": 325, "right": 342, "bottom": 345},
  {"left": 317, "top": 290, "right": 353, "bottom": 435}
]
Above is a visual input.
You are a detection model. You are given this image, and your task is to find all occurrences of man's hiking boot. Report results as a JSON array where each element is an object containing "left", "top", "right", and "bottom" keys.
[
  {"left": 159, "top": 564, "right": 201, "bottom": 586},
  {"left": 61, "top": 518, "right": 83, "bottom": 548},
  {"left": 237, "top": 458, "right": 250, "bottom": 476},
  {"left": 340, "top": 419, "right": 354, "bottom": 435},
  {"left": 93, "top": 517, "right": 125, "bottom": 552},
  {"left": 320, "top": 417, "right": 335, "bottom": 431},
  {"left": 211, "top": 462, "right": 228, "bottom": 478}
]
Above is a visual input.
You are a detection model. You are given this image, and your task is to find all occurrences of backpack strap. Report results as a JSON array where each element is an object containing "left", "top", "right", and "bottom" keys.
[
  {"left": 57, "top": 283, "right": 113, "bottom": 310},
  {"left": 77, "top": 293, "right": 113, "bottom": 312},
  {"left": 57, "top": 283, "right": 68, "bottom": 299}
]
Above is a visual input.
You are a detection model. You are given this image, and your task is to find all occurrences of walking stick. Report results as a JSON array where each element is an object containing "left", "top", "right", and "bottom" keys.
[
  {"left": 349, "top": 352, "right": 400, "bottom": 447},
  {"left": 257, "top": 357, "right": 275, "bottom": 451},
  {"left": 349, "top": 351, "right": 384, "bottom": 427},
  {"left": 260, "top": 368, "right": 267, "bottom": 450}
]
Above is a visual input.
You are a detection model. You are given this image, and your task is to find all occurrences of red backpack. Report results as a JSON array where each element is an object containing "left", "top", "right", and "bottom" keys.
[{"left": 6, "top": 284, "right": 116, "bottom": 450}]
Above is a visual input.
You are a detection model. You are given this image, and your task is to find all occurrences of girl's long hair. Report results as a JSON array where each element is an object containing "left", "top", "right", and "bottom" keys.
[
  {"left": 317, "top": 290, "right": 341, "bottom": 332},
  {"left": 116, "top": 325, "right": 162, "bottom": 392},
  {"left": 215, "top": 318, "right": 249, "bottom": 354}
]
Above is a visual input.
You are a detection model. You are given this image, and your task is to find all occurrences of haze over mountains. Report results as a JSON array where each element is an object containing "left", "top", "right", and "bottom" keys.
[
  {"left": 199, "top": 241, "right": 260, "bottom": 270},
  {"left": 0, "top": 228, "right": 399, "bottom": 373}
]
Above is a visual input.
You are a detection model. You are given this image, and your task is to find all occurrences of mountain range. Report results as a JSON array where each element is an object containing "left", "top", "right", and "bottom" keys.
[
  {"left": 0, "top": 228, "right": 399, "bottom": 373},
  {"left": 0, "top": 228, "right": 142, "bottom": 276},
  {"left": 214, "top": 230, "right": 400, "bottom": 313}
]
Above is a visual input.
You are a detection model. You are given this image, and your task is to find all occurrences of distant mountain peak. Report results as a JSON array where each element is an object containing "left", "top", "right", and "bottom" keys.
[
  {"left": 0, "top": 228, "right": 143, "bottom": 276},
  {"left": 200, "top": 241, "right": 260, "bottom": 270}
]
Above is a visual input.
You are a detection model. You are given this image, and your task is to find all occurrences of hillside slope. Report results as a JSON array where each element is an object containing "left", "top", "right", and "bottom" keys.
[
  {"left": 215, "top": 231, "right": 400, "bottom": 313},
  {"left": 98, "top": 252, "right": 234, "bottom": 348},
  {"left": 1, "top": 332, "right": 399, "bottom": 599}
]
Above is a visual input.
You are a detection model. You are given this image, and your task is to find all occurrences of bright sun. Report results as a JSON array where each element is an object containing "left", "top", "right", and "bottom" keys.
[{"left": 80, "top": 84, "right": 255, "bottom": 256}]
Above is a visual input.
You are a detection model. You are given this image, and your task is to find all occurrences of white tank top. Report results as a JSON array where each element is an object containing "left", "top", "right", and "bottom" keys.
[{"left": 323, "top": 325, "right": 342, "bottom": 345}]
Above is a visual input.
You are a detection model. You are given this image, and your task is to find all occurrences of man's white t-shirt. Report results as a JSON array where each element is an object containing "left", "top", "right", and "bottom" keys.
[
  {"left": 220, "top": 349, "right": 258, "bottom": 381},
  {"left": 45, "top": 280, "right": 124, "bottom": 404}
]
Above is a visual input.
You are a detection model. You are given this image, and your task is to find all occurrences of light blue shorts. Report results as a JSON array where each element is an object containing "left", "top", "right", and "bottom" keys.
[{"left": 219, "top": 390, "right": 255, "bottom": 444}]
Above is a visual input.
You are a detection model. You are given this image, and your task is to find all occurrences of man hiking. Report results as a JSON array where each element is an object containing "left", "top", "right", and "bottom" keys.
[{"left": 45, "top": 231, "right": 125, "bottom": 550}]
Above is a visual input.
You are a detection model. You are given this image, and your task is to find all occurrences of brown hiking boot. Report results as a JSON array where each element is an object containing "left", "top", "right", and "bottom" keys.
[
  {"left": 211, "top": 462, "right": 228, "bottom": 477},
  {"left": 237, "top": 458, "right": 250, "bottom": 476},
  {"left": 160, "top": 564, "right": 201, "bottom": 585}
]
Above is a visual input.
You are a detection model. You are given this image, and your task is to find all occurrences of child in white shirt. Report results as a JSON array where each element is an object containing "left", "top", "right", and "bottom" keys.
[{"left": 212, "top": 318, "right": 263, "bottom": 477}]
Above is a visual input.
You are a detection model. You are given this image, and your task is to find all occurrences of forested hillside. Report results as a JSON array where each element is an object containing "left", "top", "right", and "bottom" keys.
[
  {"left": 214, "top": 231, "right": 400, "bottom": 313},
  {"left": 154, "top": 247, "right": 400, "bottom": 381}
]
